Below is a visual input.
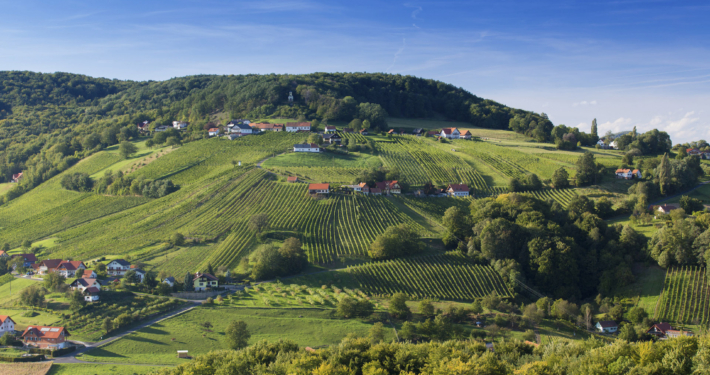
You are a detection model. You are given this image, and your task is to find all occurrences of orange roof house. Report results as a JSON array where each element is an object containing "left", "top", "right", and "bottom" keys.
[
  {"left": 21, "top": 326, "right": 71, "bottom": 349},
  {"left": 308, "top": 183, "right": 330, "bottom": 194}
]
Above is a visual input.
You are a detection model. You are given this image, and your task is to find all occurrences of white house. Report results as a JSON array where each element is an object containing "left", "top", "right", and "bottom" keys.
[
  {"left": 230, "top": 124, "right": 253, "bottom": 135},
  {"left": 83, "top": 287, "right": 100, "bottom": 302},
  {"left": 596, "top": 321, "right": 618, "bottom": 333},
  {"left": 440, "top": 128, "right": 460, "bottom": 139},
  {"left": 132, "top": 268, "right": 146, "bottom": 283},
  {"left": 294, "top": 143, "right": 322, "bottom": 153},
  {"left": 107, "top": 259, "right": 131, "bottom": 276},
  {"left": 70, "top": 278, "right": 101, "bottom": 292},
  {"left": 0, "top": 315, "right": 15, "bottom": 334},
  {"left": 285, "top": 122, "right": 311, "bottom": 132},
  {"left": 447, "top": 184, "right": 470, "bottom": 197},
  {"left": 154, "top": 126, "right": 169, "bottom": 132},
  {"left": 172, "top": 121, "right": 189, "bottom": 130},
  {"left": 610, "top": 140, "right": 618, "bottom": 149},
  {"left": 324, "top": 126, "right": 337, "bottom": 133},
  {"left": 308, "top": 183, "right": 330, "bottom": 195},
  {"left": 76, "top": 269, "right": 97, "bottom": 279},
  {"left": 208, "top": 128, "right": 220, "bottom": 137},
  {"left": 163, "top": 276, "right": 176, "bottom": 287}
]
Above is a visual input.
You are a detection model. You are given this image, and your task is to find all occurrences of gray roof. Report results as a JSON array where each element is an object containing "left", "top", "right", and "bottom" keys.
[
  {"left": 235, "top": 124, "right": 252, "bottom": 130},
  {"left": 110, "top": 259, "right": 131, "bottom": 267},
  {"left": 294, "top": 143, "right": 320, "bottom": 148},
  {"left": 165, "top": 277, "right": 176, "bottom": 283}
]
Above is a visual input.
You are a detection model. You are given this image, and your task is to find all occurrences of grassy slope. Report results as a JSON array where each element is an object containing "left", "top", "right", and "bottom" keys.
[
  {"left": 263, "top": 151, "right": 382, "bottom": 169},
  {"left": 0, "top": 278, "right": 38, "bottom": 305},
  {"left": 610, "top": 265, "right": 666, "bottom": 316},
  {"left": 89, "top": 140, "right": 170, "bottom": 178},
  {"left": 81, "top": 306, "right": 395, "bottom": 365},
  {"left": 0, "top": 308, "right": 60, "bottom": 330}
]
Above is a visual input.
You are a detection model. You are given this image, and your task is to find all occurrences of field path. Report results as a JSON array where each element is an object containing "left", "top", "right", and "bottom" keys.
[{"left": 52, "top": 302, "right": 199, "bottom": 364}]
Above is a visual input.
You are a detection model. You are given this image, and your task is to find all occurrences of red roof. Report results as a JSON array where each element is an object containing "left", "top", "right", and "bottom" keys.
[
  {"left": 309, "top": 183, "right": 330, "bottom": 190},
  {"left": 460, "top": 130, "right": 471, "bottom": 136},
  {"left": 0, "top": 315, "right": 15, "bottom": 325},
  {"left": 83, "top": 287, "right": 100, "bottom": 294},
  {"left": 441, "top": 127, "right": 458, "bottom": 135},
  {"left": 12, "top": 173, "right": 23, "bottom": 180},
  {"left": 615, "top": 169, "right": 632, "bottom": 173},
  {"left": 39, "top": 259, "right": 63, "bottom": 270},
  {"left": 448, "top": 184, "right": 469, "bottom": 192},
  {"left": 76, "top": 269, "right": 94, "bottom": 278},
  {"left": 286, "top": 122, "right": 311, "bottom": 128},
  {"left": 208, "top": 128, "right": 219, "bottom": 132},
  {"left": 287, "top": 176, "right": 298, "bottom": 182},
  {"left": 370, "top": 188, "right": 382, "bottom": 194},
  {"left": 0, "top": 251, "right": 6, "bottom": 257},
  {"left": 22, "top": 326, "right": 70, "bottom": 339},
  {"left": 359, "top": 129, "right": 368, "bottom": 133},
  {"left": 648, "top": 323, "right": 673, "bottom": 334},
  {"left": 388, "top": 129, "right": 394, "bottom": 134},
  {"left": 194, "top": 272, "right": 218, "bottom": 281}
]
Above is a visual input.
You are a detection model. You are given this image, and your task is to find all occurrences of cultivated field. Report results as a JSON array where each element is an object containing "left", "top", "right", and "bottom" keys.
[{"left": 655, "top": 266, "right": 710, "bottom": 324}]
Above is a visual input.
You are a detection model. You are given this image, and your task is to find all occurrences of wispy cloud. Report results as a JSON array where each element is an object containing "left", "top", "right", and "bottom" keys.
[
  {"left": 405, "top": 4, "right": 423, "bottom": 19},
  {"left": 387, "top": 38, "right": 407, "bottom": 72}
]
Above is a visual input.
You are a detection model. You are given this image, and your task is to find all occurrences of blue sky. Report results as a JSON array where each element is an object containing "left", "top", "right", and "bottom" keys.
[{"left": 1, "top": 0, "right": 708, "bottom": 143}]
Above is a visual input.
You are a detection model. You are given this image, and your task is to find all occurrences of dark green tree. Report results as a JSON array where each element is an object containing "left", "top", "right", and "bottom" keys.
[
  {"left": 389, "top": 293, "right": 410, "bottom": 319},
  {"left": 658, "top": 153, "right": 672, "bottom": 195},
  {"left": 225, "top": 320, "right": 251, "bottom": 350},
  {"left": 119, "top": 141, "right": 138, "bottom": 159}
]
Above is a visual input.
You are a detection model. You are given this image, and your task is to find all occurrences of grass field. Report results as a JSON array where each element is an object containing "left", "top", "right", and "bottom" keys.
[
  {"left": 89, "top": 139, "right": 169, "bottom": 179},
  {"left": 0, "top": 182, "right": 13, "bottom": 196},
  {"left": 0, "top": 362, "right": 53, "bottom": 375},
  {"left": 0, "top": 278, "right": 38, "bottom": 305},
  {"left": 47, "top": 363, "right": 160, "bottom": 375},
  {"left": 610, "top": 265, "right": 666, "bottom": 314},
  {"left": 0, "top": 308, "right": 60, "bottom": 330},
  {"left": 81, "top": 306, "right": 395, "bottom": 365},
  {"left": 262, "top": 151, "right": 382, "bottom": 169}
]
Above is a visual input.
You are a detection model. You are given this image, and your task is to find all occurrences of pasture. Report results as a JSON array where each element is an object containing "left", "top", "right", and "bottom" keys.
[{"left": 80, "top": 306, "right": 395, "bottom": 365}]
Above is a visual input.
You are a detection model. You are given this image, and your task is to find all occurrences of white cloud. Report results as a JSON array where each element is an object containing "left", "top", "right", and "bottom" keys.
[{"left": 599, "top": 117, "right": 633, "bottom": 133}]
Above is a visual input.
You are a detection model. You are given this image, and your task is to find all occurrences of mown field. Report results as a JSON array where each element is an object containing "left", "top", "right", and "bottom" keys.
[
  {"left": 81, "top": 306, "right": 396, "bottom": 365},
  {"left": 47, "top": 363, "right": 159, "bottom": 375}
]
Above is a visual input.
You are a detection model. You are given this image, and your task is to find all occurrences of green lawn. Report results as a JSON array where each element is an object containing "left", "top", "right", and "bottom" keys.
[
  {"left": 0, "top": 182, "right": 13, "bottom": 196},
  {"left": 0, "top": 278, "right": 38, "bottom": 305},
  {"left": 81, "top": 306, "right": 396, "bottom": 365},
  {"left": 607, "top": 216, "right": 662, "bottom": 239},
  {"left": 48, "top": 363, "right": 162, "bottom": 375},
  {"left": 0, "top": 308, "right": 60, "bottom": 330},
  {"left": 610, "top": 265, "right": 666, "bottom": 315},
  {"left": 90, "top": 140, "right": 169, "bottom": 179},
  {"left": 262, "top": 151, "right": 382, "bottom": 169}
]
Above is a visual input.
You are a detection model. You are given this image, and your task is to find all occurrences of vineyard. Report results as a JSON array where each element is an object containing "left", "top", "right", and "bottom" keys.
[
  {"left": 655, "top": 266, "right": 710, "bottom": 324},
  {"left": 345, "top": 253, "right": 513, "bottom": 300}
]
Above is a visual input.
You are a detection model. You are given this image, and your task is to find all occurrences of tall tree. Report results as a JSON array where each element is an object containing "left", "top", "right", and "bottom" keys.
[
  {"left": 184, "top": 272, "right": 194, "bottom": 291},
  {"left": 118, "top": 141, "right": 138, "bottom": 159},
  {"left": 658, "top": 153, "right": 671, "bottom": 195},
  {"left": 591, "top": 118, "right": 598, "bottom": 140},
  {"left": 552, "top": 167, "right": 569, "bottom": 189},
  {"left": 225, "top": 320, "right": 251, "bottom": 350},
  {"left": 248, "top": 213, "right": 270, "bottom": 234}
]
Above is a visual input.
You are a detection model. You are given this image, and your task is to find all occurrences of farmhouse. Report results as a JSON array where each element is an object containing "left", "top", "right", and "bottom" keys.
[
  {"left": 324, "top": 126, "right": 337, "bottom": 133},
  {"left": 251, "top": 123, "right": 283, "bottom": 132},
  {"left": 172, "top": 121, "right": 189, "bottom": 130},
  {"left": 194, "top": 272, "right": 218, "bottom": 291},
  {"left": 375, "top": 180, "right": 402, "bottom": 194},
  {"left": 230, "top": 123, "right": 254, "bottom": 135},
  {"left": 208, "top": 128, "right": 220, "bottom": 137},
  {"left": 0, "top": 315, "right": 15, "bottom": 334},
  {"left": 323, "top": 133, "right": 342, "bottom": 144},
  {"left": 11, "top": 172, "right": 23, "bottom": 183},
  {"left": 83, "top": 287, "right": 100, "bottom": 302},
  {"left": 132, "top": 268, "right": 147, "bottom": 283},
  {"left": 227, "top": 119, "right": 250, "bottom": 127},
  {"left": 687, "top": 148, "right": 702, "bottom": 156},
  {"left": 447, "top": 184, "right": 470, "bottom": 197},
  {"left": 287, "top": 176, "right": 298, "bottom": 183},
  {"left": 387, "top": 129, "right": 395, "bottom": 134},
  {"left": 70, "top": 278, "right": 101, "bottom": 292},
  {"left": 441, "top": 128, "right": 460, "bottom": 139},
  {"left": 107, "top": 259, "right": 131, "bottom": 276},
  {"left": 308, "top": 183, "right": 330, "bottom": 195},
  {"left": 294, "top": 143, "right": 322, "bottom": 153},
  {"left": 460, "top": 130, "right": 472, "bottom": 139},
  {"left": 595, "top": 321, "right": 618, "bottom": 333},
  {"left": 37, "top": 260, "right": 85, "bottom": 276},
  {"left": 285, "top": 122, "right": 311, "bottom": 132},
  {"left": 656, "top": 204, "right": 680, "bottom": 214},
  {"left": 22, "top": 326, "right": 71, "bottom": 349}
]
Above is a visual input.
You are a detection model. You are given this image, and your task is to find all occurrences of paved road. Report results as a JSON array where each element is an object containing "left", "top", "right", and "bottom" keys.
[{"left": 52, "top": 302, "right": 199, "bottom": 364}]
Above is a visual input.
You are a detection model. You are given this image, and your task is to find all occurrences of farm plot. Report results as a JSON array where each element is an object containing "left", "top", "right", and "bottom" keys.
[
  {"left": 454, "top": 141, "right": 563, "bottom": 180},
  {"left": 346, "top": 253, "right": 513, "bottom": 300},
  {"left": 655, "top": 266, "right": 710, "bottom": 324},
  {"left": 519, "top": 188, "right": 578, "bottom": 208}
]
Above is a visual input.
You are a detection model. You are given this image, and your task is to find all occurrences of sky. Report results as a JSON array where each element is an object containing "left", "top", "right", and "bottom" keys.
[{"left": 1, "top": 0, "right": 709, "bottom": 144}]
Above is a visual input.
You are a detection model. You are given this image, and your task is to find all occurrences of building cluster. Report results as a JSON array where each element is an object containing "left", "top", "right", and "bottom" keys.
[{"left": 615, "top": 169, "right": 642, "bottom": 179}]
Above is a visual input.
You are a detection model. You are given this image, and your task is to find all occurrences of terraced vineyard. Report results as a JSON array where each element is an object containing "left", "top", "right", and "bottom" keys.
[
  {"left": 519, "top": 188, "right": 578, "bottom": 208},
  {"left": 655, "top": 266, "right": 710, "bottom": 324},
  {"left": 454, "top": 141, "right": 565, "bottom": 180},
  {"left": 346, "top": 253, "right": 513, "bottom": 300}
]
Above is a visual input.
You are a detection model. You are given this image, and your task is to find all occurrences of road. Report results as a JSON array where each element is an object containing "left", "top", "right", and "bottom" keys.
[{"left": 52, "top": 302, "right": 199, "bottom": 364}]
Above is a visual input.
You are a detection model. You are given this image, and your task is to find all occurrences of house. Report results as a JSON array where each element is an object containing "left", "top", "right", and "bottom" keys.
[
  {"left": 0, "top": 251, "right": 8, "bottom": 259},
  {"left": 11, "top": 172, "right": 23, "bottom": 183},
  {"left": 343, "top": 128, "right": 353, "bottom": 133},
  {"left": 412, "top": 128, "right": 424, "bottom": 136},
  {"left": 231, "top": 123, "right": 254, "bottom": 135},
  {"left": 193, "top": 272, "right": 218, "bottom": 291},
  {"left": 251, "top": 123, "right": 283, "bottom": 132},
  {"left": 370, "top": 187, "right": 382, "bottom": 195},
  {"left": 460, "top": 130, "right": 472, "bottom": 139},
  {"left": 37, "top": 260, "right": 62, "bottom": 275},
  {"left": 137, "top": 121, "right": 150, "bottom": 133},
  {"left": 609, "top": 140, "right": 618, "bottom": 149},
  {"left": 22, "top": 326, "right": 71, "bottom": 349},
  {"left": 163, "top": 276, "right": 176, "bottom": 287},
  {"left": 615, "top": 169, "right": 634, "bottom": 179},
  {"left": 359, "top": 129, "right": 369, "bottom": 135},
  {"left": 687, "top": 148, "right": 702, "bottom": 156},
  {"left": 83, "top": 287, "right": 100, "bottom": 302},
  {"left": 374, "top": 180, "right": 402, "bottom": 194},
  {"left": 294, "top": 143, "right": 322, "bottom": 153},
  {"left": 324, "top": 126, "right": 337, "bottom": 133},
  {"left": 107, "top": 259, "right": 131, "bottom": 276},
  {"left": 440, "top": 128, "right": 460, "bottom": 139},
  {"left": 656, "top": 204, "right": 680, "bottom": 214},
  {"left": 666, "top": 329, "right": 694, "bottom": 338},
  {"left": 70, "top": 278, "right": 101, "bottom": 292},
  {"left": 0, "top": 315, "right": 15, "bottom": 335},
  {"left": 154, "top": 126, "right": 169, "bottom": 132},
  {"left": 172, "top": 121, "right": 189, "bottom": 130},
  {"left": 354, "top": 182, "right": 366, "bottom": 192},
  {"left": 308, "top": 183, "right": 330, "bottom": 195},
  {"left": 447, "top": 184, "right": 470, "bottom": 197},
  {"left": 56, "top": 261, "right": 86, "bottom": 278},
  {"left": 323, "top": 133, "right": 342, "bottom": 144},
  {"left": 426, "top": 131, "right": 439, "bottom": 137},
  {"left": 595, "top": 321, "right": 618, "bottom": 333},
  {"left": 227, "top": 119, "right": 250, "bottom": 127},
  {"left": 287, "top": 176, "right": 298, "bottom": 183},
  {"left": 387, "top": 129, "right": 395, "bottom": 134},
  {"left": 132, "top": 268, "right": 146, "bottom": 283},
  {"left": 285, "top": 122, "right": 311, "bottom": 132},
  {"left": 11, "top": 254, "right": 37, "bottom": 268},
  {"left": 208, "top": 128, "right": 220, "bottom": 137},
  {"left": 75, "top": 269, "right": 97, "bottom": 279}
]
